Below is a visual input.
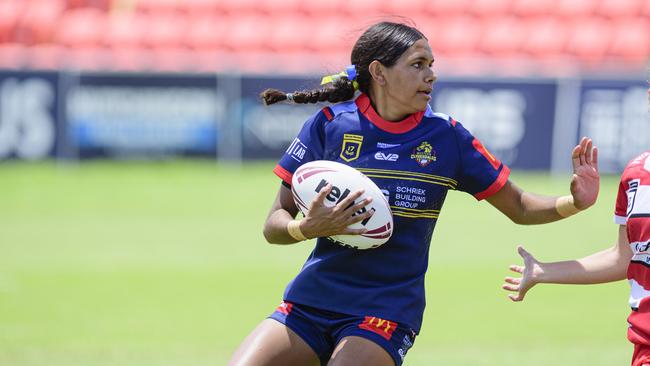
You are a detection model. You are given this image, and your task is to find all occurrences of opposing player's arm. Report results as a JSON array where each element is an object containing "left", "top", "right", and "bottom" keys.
[
  {"left": 262, "top": 183, "right": 373, "bottom": 245},
  {"left": 486, "top": 137, "right": 599, "bottom": 225},
  {"left": 503, "top": 225, "right": 632, "bottom": 301}
]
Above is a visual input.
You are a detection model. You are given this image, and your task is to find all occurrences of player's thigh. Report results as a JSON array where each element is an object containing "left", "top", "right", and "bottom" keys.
[
  {"left": 228, "top": 318, "right": 320, "bottom": 366},
  {"left": 327, "top": 336, "right": 394, "bottom": 366}
]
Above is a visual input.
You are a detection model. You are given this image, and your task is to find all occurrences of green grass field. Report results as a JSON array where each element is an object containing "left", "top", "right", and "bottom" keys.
[{"left": 0, "top": 161, "right": 632, "bottom": 365}]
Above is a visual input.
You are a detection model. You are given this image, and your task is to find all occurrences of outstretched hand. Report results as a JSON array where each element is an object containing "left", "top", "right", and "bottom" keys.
[
  {"left": 502, "top": 246, "right": 542, "bottom": 302},
  {"left": 300, "top": 183, "right": 374, "bottom": 239},
  {"left": 570, "top": 137, "right": 599, "bottom": 210}
]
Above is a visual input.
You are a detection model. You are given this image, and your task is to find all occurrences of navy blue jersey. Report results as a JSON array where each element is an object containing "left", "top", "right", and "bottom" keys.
[{"left": 273, "top": 93, "right": 509, "bottom": 332}]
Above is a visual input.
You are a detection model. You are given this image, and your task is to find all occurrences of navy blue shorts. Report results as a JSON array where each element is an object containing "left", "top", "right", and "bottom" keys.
[{"left": 269, "top": 301, "right": 416, "bottom": 366}]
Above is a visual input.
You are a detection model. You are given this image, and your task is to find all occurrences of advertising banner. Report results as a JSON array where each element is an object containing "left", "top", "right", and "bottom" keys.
[
  {"left": 577, "top": 79, "right": 649, "bottom": 173},
  {"left": 64, "top": 73, "right": 224, "bottom": 158},
  {"left": 0, "top": 71, "right": 59, "bottom": 160},
  {"left": 240, "top": 76, "right": 325, "bottom": 160},
  {"left": 432, "top": 79, "right": 558, "bottom": 170}
]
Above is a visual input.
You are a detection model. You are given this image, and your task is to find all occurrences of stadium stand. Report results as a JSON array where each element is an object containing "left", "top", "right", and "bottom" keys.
[{"left": 0, "top": 0, "right": 647, "bottom": 75}]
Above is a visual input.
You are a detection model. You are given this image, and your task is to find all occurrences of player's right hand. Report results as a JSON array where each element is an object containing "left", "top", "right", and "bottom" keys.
[
  {"left": 300, "top": 183, "right": 374, "bottom": 239},
  {"left": 502, "top": 246, "right": 542, "bottom": 302}
]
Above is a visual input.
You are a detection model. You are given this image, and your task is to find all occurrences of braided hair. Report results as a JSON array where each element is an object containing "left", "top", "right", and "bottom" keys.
[{"left": 260, "top": 21, "right": 426, "bottom": 106}]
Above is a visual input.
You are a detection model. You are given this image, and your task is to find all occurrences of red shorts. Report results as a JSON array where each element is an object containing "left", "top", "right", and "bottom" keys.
[{"left": 633, "top": 344, "right": 650, "bottom": 366}]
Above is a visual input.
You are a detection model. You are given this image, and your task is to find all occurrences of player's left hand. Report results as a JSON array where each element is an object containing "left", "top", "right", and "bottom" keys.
[
  {"left": 570, "top": 137, "right": 599, "bottom": 210},
  {"left": 503, "top": 246, "right": 542, "bottom": 302}
]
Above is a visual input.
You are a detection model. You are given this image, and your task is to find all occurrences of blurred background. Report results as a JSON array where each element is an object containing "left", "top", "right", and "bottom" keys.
[{"left": 0, "top": 0, "right": 649, "bottom": 365}]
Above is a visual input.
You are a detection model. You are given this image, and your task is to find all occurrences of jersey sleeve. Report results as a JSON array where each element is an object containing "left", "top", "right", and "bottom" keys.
[
  {"left": 452, "top": 120, "right": 510, "bottom": 200},
  {"left": 614, "top": 171, "right": 630, "bottom": 225},
  {"left": 273, "top": 108, "right": 328, "bottom": 185}
]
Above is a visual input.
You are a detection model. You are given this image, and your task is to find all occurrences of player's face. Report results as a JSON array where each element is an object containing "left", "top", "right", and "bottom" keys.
[{"left": 382, "top": 38, "right": 437, "bottom": 114}]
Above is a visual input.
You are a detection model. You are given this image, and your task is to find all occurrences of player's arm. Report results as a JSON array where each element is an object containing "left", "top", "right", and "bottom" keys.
[
  {"left": 486, "top": 137, "right": 599, "bottom": 225},
  {"left": 262, "top": 183, "right": 373, "bottom": 245},
  {"left": 502, "top": 225, "right": 632, "bottom": 301}
]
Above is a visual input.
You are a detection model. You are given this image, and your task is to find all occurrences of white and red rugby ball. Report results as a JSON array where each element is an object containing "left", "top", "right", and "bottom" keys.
[{"left": 291, "top": 160, "right": 393, "bottom": 250}]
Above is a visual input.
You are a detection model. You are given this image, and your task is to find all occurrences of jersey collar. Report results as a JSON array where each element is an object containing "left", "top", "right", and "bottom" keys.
[{"left": 355, "top": 93, "right": 424, "bottom": 134}]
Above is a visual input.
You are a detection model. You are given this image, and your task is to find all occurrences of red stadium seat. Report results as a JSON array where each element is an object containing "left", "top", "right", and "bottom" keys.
[
  {"left": 382, "top": 0, "right": 430, "bottom": 17},
  {"left": 65, "top": 0, "right": 109, "bottom": 9},
  {"left": 181, "top": 0, "right": 219, "bottom": 17},
  {"left": 423, "top": 16, "right": 481, "bottom": 55},
  {"left": 220, "top": 16, "right": 271, "bottom": 52},
  {"left": 135, "top": 0, "right": 182, "bottom": 15},
  {"left": 608, "top": 18, "right": 650, "bottom": 61},
  {"left": 468, "top": 0, "right": 513, "bottom": 17},
  {"left": 267, "top": 16, "right": 312, "bottom": 52},
  {"left": 56, "top": 8, "right": 106, "bottom": 47},
  {"left": 344, "top": 0, "right": 390, "bottom": 18},
  {"left": 556, "top": 0, "right": 597, "bottom": 17},
  {"left": 24, "top": 44, "right": 63, "bottom": 69},
  {"left": 520, "top": 17, "right": 568, "bottom": 57},
  {"left": 511, "top": 0, "right": 554, "bottom": 17},
  {"left": 150, "top": 47, "right": 195, "bottom": 72},
  {"left": 643, "top": 0, "right": 650, "bottom": 17},
  {"left": 258, "top": 0, "right": 304, "bottom": 15},
  {"left": 140, "top": 13, "right": 188, "bottom": 49},
  {"left": 0, "top": 43, "right": 26, "bottom": 68},
  {"left": 310, "top": 17, "right": 357, "bottom": 54},
  {"left": 189, "top": 49, "right": 230, "bottom": 72},
  {"left": 18, "top": 0, "right": 66, "bottom": 44},
  {"left": 0, "top": 1, "right": 24, "bottom": 43},
  {"left": 103, "top": 14, "right": 145, "bottom": 48},
  {"left": 59, "top": 46, "right": 110, "bottom": 71},
  {"left": 109, "top": 46, "right": 151, "bottom": 71},
  {"left": 596, "top": 0, "right": 644, "bottom": 18},
  {"left": 300, "top": 0, "right": 347, "bottom": 15},
  {"left": 424, "top": 0, "right": 472, "bottom": 16},
  {"left": 218, "top": 0, "right": 264, "bottom": 15},
  {"left": 565, "top": 18, "right": 612, "bottom": 62},
  {"left": 478, "top": 17, "right": 525, "bottom": 55},
  {"left": 185, "top": 15, "right": 228, "bottom": 51}
]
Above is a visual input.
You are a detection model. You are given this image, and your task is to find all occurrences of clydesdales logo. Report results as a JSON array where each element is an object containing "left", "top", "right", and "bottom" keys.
[
  {"left": 340, "top": 134, "right": 363, "bottom": 162},
  {"left": 410, "top": 141, "right": 436, "bottom": 167}
]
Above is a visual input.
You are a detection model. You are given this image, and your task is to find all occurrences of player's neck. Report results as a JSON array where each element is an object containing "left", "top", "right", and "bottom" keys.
[{"left": 367, "top": 90, "right": 410, "bottom": 122}]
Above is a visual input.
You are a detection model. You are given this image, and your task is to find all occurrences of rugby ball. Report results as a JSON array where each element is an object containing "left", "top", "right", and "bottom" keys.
[{"left": 291, "top": 160, "right": 393, "bottom": 249}]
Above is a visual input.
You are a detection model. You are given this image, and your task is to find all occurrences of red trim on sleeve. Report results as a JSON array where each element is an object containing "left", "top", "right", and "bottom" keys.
[
  {"left": 273, "top": 164, "right": 293, "bottom": 185},
  {"left": 472, "top": 138, "right": 501, "bottom": 170},
  {"left": 450, "top": 118, "right": 457, "bottom": 127},
  {"left": 322, "top": 107, "right": 333, "bottom": 121},
  {"left": 475, "top": 164, "right": 510, "bottom": 201}
]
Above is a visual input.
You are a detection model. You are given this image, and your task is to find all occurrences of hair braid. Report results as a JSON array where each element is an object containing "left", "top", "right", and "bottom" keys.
[{"left": 260, "top": 78, "right": 356, "bottom": 106}]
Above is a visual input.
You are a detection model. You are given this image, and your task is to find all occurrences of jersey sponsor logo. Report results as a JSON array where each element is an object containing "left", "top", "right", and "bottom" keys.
[
  {"left": 376, "top": 142, "right": 400, "bottom": 149},
  {"left": 374, "top": 152, "right": 399, "bottom": 161},
  {"left": 315, "top": 178, "right": 374, "bottom": 226},
  {"left": 410, "top": 141, "right": 436, "bottom": 167},
  {"left": 358, "top": 316, "right": 397, "bottom": 340},
  {"left": 276, "top": 301, "right": 293, "bottom": 315},
  {"left": 628, "top": 179, "right": 640, "bottom": 217},
  {"left": 286, "top": 138, "right": 308, "bottom": 162},
  {"left": 340, "top": 134, "right": 363, "bottom": 162}
]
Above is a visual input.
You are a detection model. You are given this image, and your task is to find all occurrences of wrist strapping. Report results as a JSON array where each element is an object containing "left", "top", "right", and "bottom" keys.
[
  {"left": 287, "top": 220, "right": 307, "bottom": 241},
  {"left": 555, "top": 195, "right": 581, "bottom": 217}
]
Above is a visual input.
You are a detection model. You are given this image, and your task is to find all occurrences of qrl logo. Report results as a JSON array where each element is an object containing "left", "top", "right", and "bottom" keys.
[
  {"left": 315, "top": 178, "right": 375, "bottom": 226},
  {"left": 0, "top": 78, "right": 55, "bottom": 160}
]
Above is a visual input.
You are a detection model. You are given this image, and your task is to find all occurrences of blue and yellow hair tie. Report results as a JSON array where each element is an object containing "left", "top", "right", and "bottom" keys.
[{"left": 321, "top": 65, "right": 359, "bottom": 90}]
